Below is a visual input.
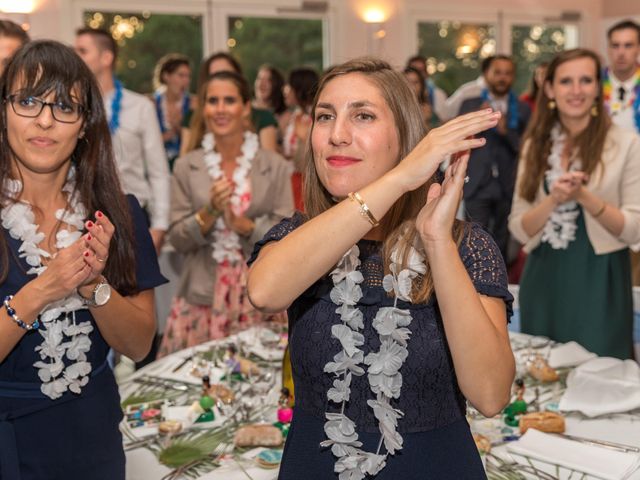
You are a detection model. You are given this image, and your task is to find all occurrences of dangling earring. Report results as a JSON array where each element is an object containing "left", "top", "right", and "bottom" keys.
[
  {"left": 547, "top": 100, "right": 556, "bottom": 110},
  {"left": 590, "top": 104, "right": 598, "bottom": 117}
]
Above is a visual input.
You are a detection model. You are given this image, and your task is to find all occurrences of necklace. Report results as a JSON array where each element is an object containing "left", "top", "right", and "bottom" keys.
[
  {"left": 602, "top": 67, "right": 640, "bottom": 132},
  {"left": 201, "top": 131, "right": 258, "bottom": 265},
  {"left": 321, "top": 239, "right": 426, "bottom": 479},
  {"left": 108, "top": 77, "right": 123, "bottom": 135},
  {"left": 154, "top": 89, "right": 190, "bottom": 160},
  {"left": 1, "top": 167, "right": 93, "bottom": 400},
  {"left": 541, "top": 124, "right": 582, "bottom": 249}
]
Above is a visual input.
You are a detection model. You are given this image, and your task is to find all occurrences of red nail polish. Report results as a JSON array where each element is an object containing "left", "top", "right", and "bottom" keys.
[
  {"left": 87, "top": 221, "right": 94, "bottom": 228},
  {"left": 84, "top": 251, "right": 89, "bottom": 257},
  {"left": 87, "top": 234, "right": 92, "bottom": 241},
  {"left": 96, "top": 211, "right": 103, "bottom": 218}
]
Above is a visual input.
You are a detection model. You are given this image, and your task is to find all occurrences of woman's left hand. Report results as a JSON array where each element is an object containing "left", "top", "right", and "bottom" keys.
[
  {"left": 416, "top": 153, "right": 469, "bottom": 247},
  {"left": 78, "top": 211, "right": 115, "bottom": 289}
]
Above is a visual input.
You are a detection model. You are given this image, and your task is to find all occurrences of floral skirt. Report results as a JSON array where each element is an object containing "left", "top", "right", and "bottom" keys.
[{"left": 158, "top": 261, "right": 284, "bottom": 356}]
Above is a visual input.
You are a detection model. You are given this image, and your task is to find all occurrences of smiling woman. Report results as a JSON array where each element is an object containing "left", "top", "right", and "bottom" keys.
[
  {"left": 509, "top": 48, "right": 640, "bottom": 359},
  {"left": 158, "top": 70, "right": 293, "bottom": 356},
  {"left": 247, "top": 58, "right": 515, "bottom": 479},
  {"left": 0, "top": 40, "right": 167, "bottom": 480}
]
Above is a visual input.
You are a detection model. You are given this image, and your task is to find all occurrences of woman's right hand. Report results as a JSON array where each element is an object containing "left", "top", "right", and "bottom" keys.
[
  {"left": 392, "top": 109, "right": 501, "bottom": 192},
  {"left": 549, "top": 171, "right": 588, "bottom": 204},
  {"left": 31, "top": 238, "right": 93, "bottom": 306},
  {"left": 209, "top": 177, "right": 233, "bottom": 211}
]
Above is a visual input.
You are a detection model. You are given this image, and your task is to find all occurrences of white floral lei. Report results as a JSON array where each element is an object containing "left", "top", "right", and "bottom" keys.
[
  {"left": 321, "top": 239, "right": 426, "bottom": 479},
  {"left": 1, "top": 167, "right": 94, "bottom": 400},
  {"left": 201, "top": 131, "right": 258, "bottom": 264},
  {"left": 541, "top": 124, "right": 582, "bottom": 249}
]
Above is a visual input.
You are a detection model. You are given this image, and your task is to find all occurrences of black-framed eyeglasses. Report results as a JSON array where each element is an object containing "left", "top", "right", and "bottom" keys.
[{"left": 5, "top": 94, "right": 85, "bottom": 124}]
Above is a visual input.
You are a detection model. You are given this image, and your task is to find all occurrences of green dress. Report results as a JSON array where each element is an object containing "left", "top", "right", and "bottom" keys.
[{"left": 519, "top": 207, "right": 634, "bottom": 359}]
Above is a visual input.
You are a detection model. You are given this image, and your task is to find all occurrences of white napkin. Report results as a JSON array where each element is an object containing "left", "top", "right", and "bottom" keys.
[
  {"left": 559, "top": 357, "right": 640, "bottom": 417},
  {"left": 548, "top": 341, "right": 597, "bottom": 368},
  {"left": 507, "top": 429, "right": 640, "bottom": 480}
]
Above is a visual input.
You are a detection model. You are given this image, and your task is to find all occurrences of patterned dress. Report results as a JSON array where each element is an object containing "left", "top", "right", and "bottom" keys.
[{"left": 248, "top": 214, "right": 513, "bottom": 479}]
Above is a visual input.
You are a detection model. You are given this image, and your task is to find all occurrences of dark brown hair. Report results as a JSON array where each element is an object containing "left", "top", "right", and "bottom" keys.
[
  {"left": 607, "top": 20, "right": 640, "bottom": 43},
  {"left": 0, "top": 19, "right": 29, "bottom": 44},
  {"left": 186, "top": 71, "right": 250, "bottom": 153},
  {"left": 0, "top": 40, "right": 137, "bottom": 294},
  {"left": 197, "top": 52, "right": 243, "bottom": 92},
  {"left": 75, "top": 27, "right": 117, "bottom": 67},
  {"left": 517, "top": 49, "right": 610, "bottom": 202},
  {"left": 153, "top": 53, "right": 190, "bottom": 90},
  {"left": 304, "top": 57, "right": 466, "bottom": 303}
]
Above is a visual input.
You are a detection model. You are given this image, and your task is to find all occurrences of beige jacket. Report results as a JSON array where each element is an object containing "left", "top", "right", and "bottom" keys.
[
  {"left": 168, "top": 148, "right": 294, "bottom": 305},
  {"left": 509, "top": 125, "right": 640, "bottom": 255}
]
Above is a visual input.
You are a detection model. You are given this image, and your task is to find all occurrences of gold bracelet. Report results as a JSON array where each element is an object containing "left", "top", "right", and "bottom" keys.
[
  {"left": 348, "top": 191, "right": 380, "bottom": 227},
  {"left": 194, "top": 211, "right": 206, "bottom": 228},
  {"left": 593, "top": 201, "right": 607, "bottom": 218}
]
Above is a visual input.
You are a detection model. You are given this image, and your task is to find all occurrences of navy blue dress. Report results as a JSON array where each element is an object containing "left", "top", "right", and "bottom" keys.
[
  {"left": 0, "top": 196, "right": 167, "bottom": 480},
  {"left": 249, "top": 214, "right": 513, "bottom": 479}
]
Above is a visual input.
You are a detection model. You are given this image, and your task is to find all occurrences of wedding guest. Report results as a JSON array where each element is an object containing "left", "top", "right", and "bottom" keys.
[
  {"left": 0, "top": 40, "right": 166, "bottom": 480},
  {"left": 509, "top": 48, "right": 640, "bottom": 359},
  {"left": 247, "top": 58, "right": 514, "bottom": 479}
]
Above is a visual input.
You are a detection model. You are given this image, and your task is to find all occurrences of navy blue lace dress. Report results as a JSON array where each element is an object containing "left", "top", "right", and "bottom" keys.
[
  {"left": 0, "top": 196, "right": 167, "bottom": 480},
  {"left": 249, "top": 213, "right": 513, "bottom": 479}
]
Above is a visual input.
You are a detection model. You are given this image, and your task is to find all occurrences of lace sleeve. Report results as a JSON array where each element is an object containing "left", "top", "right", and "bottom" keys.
[
  {"left": 247, "top": 211, "right": 305, "bottom": 266},
  {"left": 459, "top": 223, "right": 514, "bottom": 320}
]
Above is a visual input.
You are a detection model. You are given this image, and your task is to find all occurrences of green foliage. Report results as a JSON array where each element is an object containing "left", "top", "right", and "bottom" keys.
[
  {"left": 84, "top": 11, "right": 203, "bottom": 94},
  {"left": 228, "top": 16, "right": 323, "bottom": 88}
]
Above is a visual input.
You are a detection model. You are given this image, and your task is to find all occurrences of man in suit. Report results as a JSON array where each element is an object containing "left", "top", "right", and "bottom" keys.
[{"left": 459, "top": 55, "right": 531, "bottom": 261}]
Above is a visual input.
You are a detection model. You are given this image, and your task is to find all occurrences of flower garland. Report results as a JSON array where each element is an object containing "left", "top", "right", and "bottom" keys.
[
  {"left": 541, "top": 124, "right": 582, "bottom": 250},
  {"left": 201, "top": 131, "right": 258, "bottom": 265},
  {"left": 0, "top": 167, "right": 93, "bottom": 400},
  {"left": 602, "top": 67, "right": 640, "bottom": 132},
  {"left": 321, "top": 239, "right": 426, "bottom": 479},
  {"left": 108, "top": 77, "right": 123, "bottom": 135}
]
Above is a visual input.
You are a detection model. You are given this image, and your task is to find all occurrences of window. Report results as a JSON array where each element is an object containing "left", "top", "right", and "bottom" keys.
[
  {"left": 227, "top": 16, "right": 324, "bottom": 84},
  {"left": 418, "top": 21, "right": 496, "bottom": 95},
  {"left": 511, "top": 24, "right": 576, "bottom": 94},
  {"left": 84, "top": 11, "right": 203, "bottom": 94}
]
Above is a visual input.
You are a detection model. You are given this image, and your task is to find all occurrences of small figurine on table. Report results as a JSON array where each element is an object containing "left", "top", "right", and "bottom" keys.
[
  {"left": 222, "top": 345, "right": 245, "bottom": 383},
  {"left": 503, "top": 378, "right": 528, "bottom": 427},
  {"left": 277, "top": 387, "right": 293, "bottom": 424},
  {"left": 194, "top": 375, "right": 215, "bottom": 423}
]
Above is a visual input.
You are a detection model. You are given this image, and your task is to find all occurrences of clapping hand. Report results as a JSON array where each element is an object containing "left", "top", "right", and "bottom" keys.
[
  {"left": 210, "top": 177, "right": 233, "bottom": 211},
  {"left": 416, "top": 153, "right": 469, "bottom": 246},
  {"left": 550, "top": 171, "right": 588, "bottom": 205}
]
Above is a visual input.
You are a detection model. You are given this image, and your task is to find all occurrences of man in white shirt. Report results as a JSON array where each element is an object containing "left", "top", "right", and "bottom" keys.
[
  {"left": 604, "top": 20, "right": 640, "bottom": 134},
  {"left": 604, "top": 20, "right": 640, "bottom": 286},
  {"left": 441, "top": 56, "right": 495, "bottom": 121},
  {"left": 74, "top": 28, "right": 170, "bottom": 253}
]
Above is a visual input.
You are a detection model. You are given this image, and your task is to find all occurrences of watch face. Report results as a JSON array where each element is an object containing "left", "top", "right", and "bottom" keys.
[{"left": 94, "top": 283, "right": 111, "bottom": 306}]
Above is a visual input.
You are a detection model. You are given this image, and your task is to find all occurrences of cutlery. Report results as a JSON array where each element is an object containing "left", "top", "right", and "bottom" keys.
[{"left": 556, "top": 433, "right": 640, "bottom": 453}]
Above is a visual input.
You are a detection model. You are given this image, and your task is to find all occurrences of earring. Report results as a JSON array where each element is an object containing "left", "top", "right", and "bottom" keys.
[
  {"left": 547, "top": 100, "right": 556, "bottom": 110},
  {"left": 590, "top": 105, "right": 598, "bottom": 117}
]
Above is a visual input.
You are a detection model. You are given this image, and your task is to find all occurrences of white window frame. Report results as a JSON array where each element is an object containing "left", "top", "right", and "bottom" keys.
[{"left": 213, "top": 1, "right": 333, "bottom": 69}]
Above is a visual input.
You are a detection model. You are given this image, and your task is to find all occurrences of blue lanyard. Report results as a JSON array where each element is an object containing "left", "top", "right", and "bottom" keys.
[
  {"left": 108, "top": 78, "right": 123, "bottom": 135},
  {"left": 480, "top": 88, "right": 519, "bottom": 130}
]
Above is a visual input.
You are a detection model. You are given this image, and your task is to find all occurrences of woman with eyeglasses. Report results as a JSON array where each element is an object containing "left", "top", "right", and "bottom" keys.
[{"left": 0, "top": 41, "right": 166, "bottom": 479}]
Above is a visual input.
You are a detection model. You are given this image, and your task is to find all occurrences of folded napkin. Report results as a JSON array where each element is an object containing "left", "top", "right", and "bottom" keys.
[
  {"left": 548, "top": 341, "right": 597, "bottom": 368},
  {"left": 559, "top": 357, "right": 640, "bottom": 417},
  {"left": 507, "top": 429, "right": 640, "bottom": 480}
]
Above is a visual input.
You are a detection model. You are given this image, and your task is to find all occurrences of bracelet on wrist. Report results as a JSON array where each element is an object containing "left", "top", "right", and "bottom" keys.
[
  {"left": 348, "top": 191, "right": 380, "bottom": 227},
  {"left": 205, "top": 203, "right": 221, "bottom": 217},
  {"left": 593, "top": 201, "right": 607, "bottom": 218},
  {"left": 194, "top": 211, "right": 206, "bottom": 228},
  {"left": 3, "top": 295, "right": 39, "bottom": 331}
]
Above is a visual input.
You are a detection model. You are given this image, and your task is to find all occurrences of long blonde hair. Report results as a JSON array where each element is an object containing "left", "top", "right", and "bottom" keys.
[
  {"left": 303, "top": 58, "right": 466, "bottom": 303},
  {"left": 518, "top": 49, "right": 611, "bottom": 202}
]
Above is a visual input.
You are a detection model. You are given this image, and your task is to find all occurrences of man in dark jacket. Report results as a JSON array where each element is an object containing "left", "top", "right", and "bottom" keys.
[{"left": 459, "top": 55, "right": 531, "bottom": 261}]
